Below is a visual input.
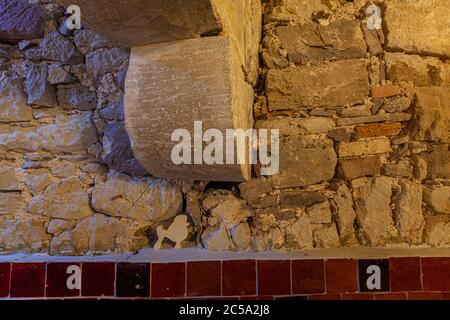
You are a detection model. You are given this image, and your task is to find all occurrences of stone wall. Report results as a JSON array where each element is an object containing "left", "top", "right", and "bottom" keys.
[{"left": 0, "top": 0, "right": 449, "bottom": 255}]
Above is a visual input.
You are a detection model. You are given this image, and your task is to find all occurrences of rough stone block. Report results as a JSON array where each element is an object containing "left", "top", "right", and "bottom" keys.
[
  {"left": 255, "top": 117, "right": 335, "bottom": 135},
  {"left": 0, "top": 72, "right": 33, "bottom": 123},
  {"left": 276, "top": 19, "right": 366, "bottom": 64},
  {"left": 0, "top": 166, "right": 20, "bottom": 191},
  {"left": 264, "top": 0, "right": 328, "bottom": 23},
  {"left": 411, "top": 87, "right": 450, "bottom": 143},
  {"left": 354, "top": 123, "right": 403, "bottom": 139},
  {"left": 269, "top": 135, "right": 337, "bottom": 188},
  {"left": 385, "top": 52, "right": 450, "bottom": 87},
  {"left": 424, "top": 145, "right": 450, "bottom": 179},
  {"left": 424, "top": 186, "right": 450, "bottom": 214},
  {"left": 337, "top": 156, "right": 381, "bottom": 180},
  {"left": 124, "top": 37, "right": 254, "bottom": 181},
  {"left": 266, "top": 59, "right": 369, "bottom": 110},
  {"left": 338, "top": 137, "right": 392, "bottom": 158},
  {"left": 385, "top": 0, "right": 450, "bottom": 57}
]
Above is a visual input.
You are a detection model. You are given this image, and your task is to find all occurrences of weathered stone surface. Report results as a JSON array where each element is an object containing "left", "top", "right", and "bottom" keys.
[
  {"left": 371, "top": 85, "right": 402, "bottom": 98},
  {"left": 255, "top": 117, "right": 335, "bottom": 135},
  {"left": 385, "top": 52, "right": 450, "bottom": 87},
  {"left": 86, "top": 48, "right": 129, "bottom": 75},
  {"left": 382, "top": 160, "right": 413, "bottom": 178},
  {"left": 337, "top": 156, "right": 381, "bottom": 180},
  {"left": 337, "top": 113, "right": 411, "bottom": 126},
  {"left": 285, "top": 214, "right": 313, "bottom": 249},
  {"left": 327, "top": 128, "right": 352, "bottom": 143},
  {"left": 202, "top": 190, "right": 252, "bottom": 230},
  {"left": 424, "top": 187, "right": 450, "bottom": 214},
  {"left": 0, "top": 72, "right": 33, "bottom": 122},
  {"left": 0, "top": 192, "right": 23, "bottom": 215},
  {"left": 25, "top": 63, "right": 57, "bottom": 107},
  {"left": 385, "top": 0, "right": 450, "bottom": 57},
  {"left": 338, "top": 137, "right": 392, "bottom": 158},
  {"left": 270, "top": 135, "right": 337, "bottom": 188},
  {"left": 267, "top": 59, "right": 369, "bottom": 110},
  {"left": 73, "top": 30, "right": 110, "bottom": 54},
  {"left": 0, "top": 165, "right": 20, "bottom": 191},
  {"left": 313, "top": 224, "right": 340, "bottom": 248},
  {"left": 0, "top": 125, "right": 43, "bottom": 153},
  {"left": 424, "top": 145, "right": 450, "bottom": 179},
  {"left": 281, "top": 191, "right": 326, "bottom": 208},
  {"left": 354, "top": 123, "right": 403, "bottom": 139},
  {"left": 395, "top": 180, "right": 424, "bottom": 244},
  {"left": 239, "top": 178, "right": 272, "bottom": 202},
  {"left": 101, "top": 122, "right": 147, "bottom": 177},
  {"left": 125, "top": 37, "right": 254, "bottom": 181},
  {"left": 340, "top": 105, "right": 372, "bottom": 118},
  {"left": 47, "top": 219, "right": 77, "bottom": 235},
  {"left": 276, "top": 19, "right": 366, "bottom": 64},
  {"left": 352, "top": 177, "right": 397, "bottom": 246},
  {"left": 331, "top": 182, "right": 357, "bottom": 245},
  {"left": 25, "top": 31, "right": 83, "bottom": 64},
  {"left": 0, "top": 44, "right": 23, "bottom": 59},
  {"left": 47, "top": 65, "right": 75, "bottom": 85},
  {"left": 40, "top": 112, "right": 98, "bottom": 154},
  {"left": 425, "top": 215, "right": 450, "bottom": 247},
  {"left": 307, "top": 201, "right": 332, "bottom": 224},
  {"left": 92, "top": 172, "right": 183, "bottom": 223},
  {"left": 201, "top": 223, "right": 233, "bottom": 251},
  {"left": 361, "top": 24, "right": 384, "bottom": 56},
  {"left": 0, "top": 215, "right": 50, "bottom": 253},
  {"left": 0, "top": 0, "right": 45, "bottom": 43},
  {"left": 25, "top": 168, "right": 57, "bottom": 196},
  {"left": 264, "top": 0, "right": 328, "bottom": 23},
  {"left": 27, "top": 177, "right": 94, "bottom": 220},
  {"left": 230, "top": 223, "right": 252, "bottom": 250},
  {"left": 58, "top": 85, "right": 96, "bottom": 110},
  {"left": 384, "top": 97, "right": 412, "bottom": 113},
  {"left": 411, "top": 87, "right": 450, "bottom": 143},
  {"left": 50, "top": 214, "right": 148, "bottom": 255}
]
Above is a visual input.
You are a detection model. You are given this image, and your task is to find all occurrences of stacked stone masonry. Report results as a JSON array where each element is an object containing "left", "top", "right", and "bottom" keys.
[{"left": 0, "top": 0, "right": 448, "bottom": 255}]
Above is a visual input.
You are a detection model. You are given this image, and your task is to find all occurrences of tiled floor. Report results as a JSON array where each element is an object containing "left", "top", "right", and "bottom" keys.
[{"left": 1, "top": 257, "right": 450, "bottom": 300}]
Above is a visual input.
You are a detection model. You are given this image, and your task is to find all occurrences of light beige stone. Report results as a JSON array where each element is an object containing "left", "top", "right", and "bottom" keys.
[
  {"left": 285, "top": 214, "right": 313, "bottom": 250},
  {"left": 385, "top": 0, "right": 450, "bottom": 57},
  {"left": 92, "top": 172, "right": 183, "bottom": 223},
  {"left": 25, "top": 168, "right": 57, "bottom": 195},
  {"left": 27, "top": 177, "right": 94, "bottom": 220},
  {"left": 352, "top": 177, "right": 397, "bottom": 246},
  {"left": 125, "top": 37, "right": 254, "bottom": 181},
  {"left": 0, "top": 192, "right": 23, "bottom": 216},
  {"left": 313, "top": 224, "right": 340, "bottom": 248},
  {"left": 307, "top": 201, "right": 332, "bottom": 224},
  {"left": 255, "top": 117, "right": 335, "bottom": 135},
  {"left": 395, "top": 180, "right": 424, "bottom": 244},
  {"left": 424, "top": 186, "right": 450, "bottom": 214},
  {"left": 338, "top": 137, "right": 392, "bottom": 158},
  {"left": 0, "top": 165, "right": 20, "bottom": 191},
  {"left": 0, "top": 72, "right": 33, "bottom": 123},
  {"left": 332, "top": 182, "right": 357, "bottom": 245},
  {"left": 425, "top": 215, "right": 450, "bottom": 247},
  {"left": 264, "top": 0, "right": 328, "bottom": 23},
  {"left": 201, "top": 223, "right": 233, "bottom": 251}
]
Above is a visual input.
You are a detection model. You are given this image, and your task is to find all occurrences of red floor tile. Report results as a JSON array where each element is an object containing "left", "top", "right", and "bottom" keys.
[
  {"left": 187, "top": 261, "right": 221, "bottom": 297},
  {"left": 222, "top": 260, "right": 256, "bottom": 296},
  {"left": 422, "top": 257, "right": 450, "bottom": 291},
  {"left": 325, "top": 259, "right": 357, "bottom": 294},
  {"left": 390, "top": 257, "right": 422, "bottom": 292},
  {"left": 342, "top": 293, "right": 374, "bottom": 300},
  {"left": 116, "top": 263, "right": 150, "bottom": 297},
  {"left": 81, "top": 262, "right": 115, "bottom": 297},
  {"left": 374, "top": 292, "right": 408, "bottom": 300},
  {"left": 408, "top": 292, "right": 442, "bottom": 300},
  {"left": 292, "top": 260, "right": 325, "bottom": 294},
  {"left": 0, "top": 263, "right": 11, "bottom": 298},
  {"left": 151, "top": 263, "right": 186, "bottom": 298},
  {"left": 10, "top": 263, "right": 46, "bottom": 298},
  {"left": 257, "top": 260, "right": 291, "bottom": 296},
  {"left": 46, "top": 263, "right": 81, "bottom": 297},
  {"left": 308, "top": 294, "right": 341, "bottom": 300}
]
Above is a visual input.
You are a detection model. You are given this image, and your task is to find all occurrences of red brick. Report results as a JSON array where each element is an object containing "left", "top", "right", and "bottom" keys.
[
  {"left": 152, "top": 263, "right": 186, "bottom": 298},
  {"left": 187, "top": 261, "right": 220, "bottom": 297},
  {"left": 342, "top": 293, "right": 374, "bottom": 300},
  {"left": 408, "top": 292, "right": 442, "bottom": 300},
  {"left": 292, "top": 260, "right": 325, "bottom": 294},
  {"left": 257, "top": 260, "right": 291, "bottom": 296},
  {"left": 354, "top": 123, "right": 402, "bottom": 139},
  {"left": 308, "top": 294, "right": 341, "bottom": 300},
  {"left": 10, "top": 263, "right": 46, "bottom": 298},
  {"left": 0, "top": 263, "right": 10, "bottom": 298},
  {"left": 422, "top": 257, "right": 450, "bottom": 291},
  {"left": 390, "top": 257, "right": 422, "bottom": 292},
  {"left": 374, "top": 292, "right": 408, "bottom": 300},
  {"left": 325, "top": 259, "right": 357, "bottom": 294},
  {"left": 222, "top": 260, "right": 256, "bottom": 296},
  {"left": 46, "top": 263, "right": 81, "bottom": 297},
  {"left": 81, "top": 262, "right": 115, "bottom": 297}
]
